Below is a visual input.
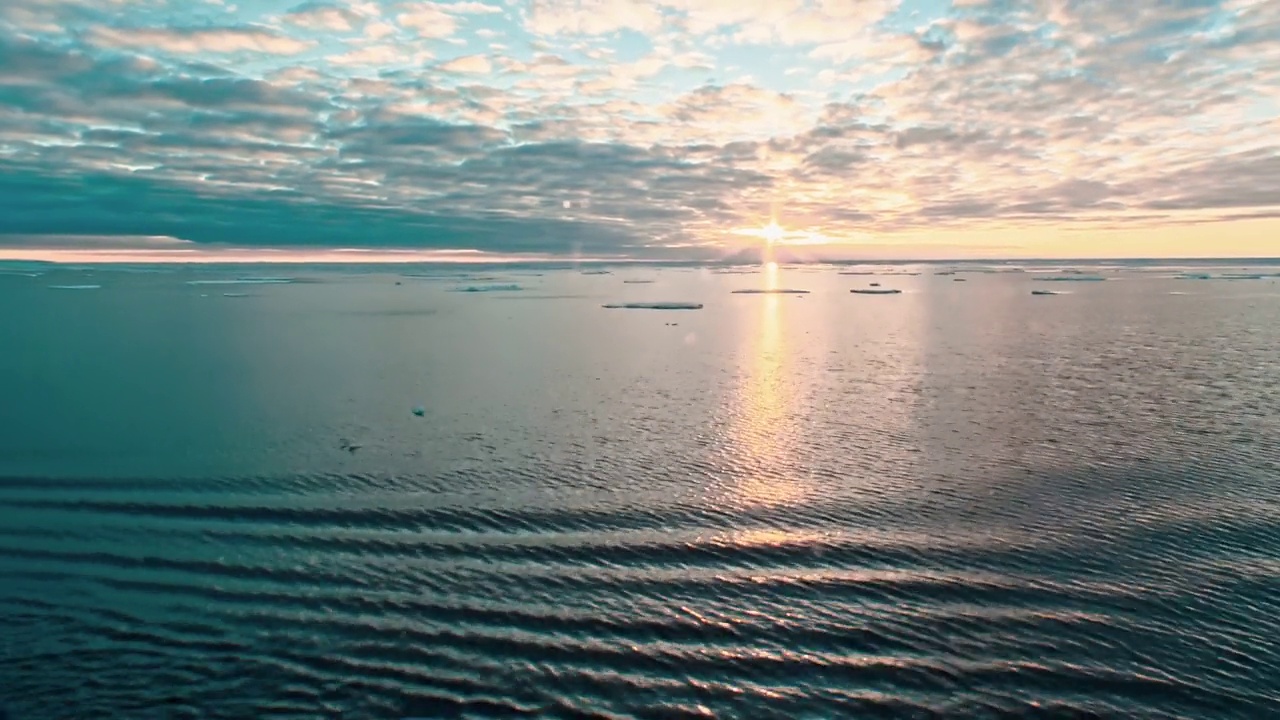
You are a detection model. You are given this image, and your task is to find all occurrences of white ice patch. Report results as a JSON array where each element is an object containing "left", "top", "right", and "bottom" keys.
[
  {"left": 731, "top": 288, "right": 810, "bottom": 294},
  {"left": 1032, "top": 276, "right": 1106, "bottom": 282},
  {"left": 450, "top": 284, "right": 523, "bottom": 292},
  {"left": 603, "top": 302, "right": 703, "bottom": 310},
  {"left": 187, "top": 278, "right": 292, "bottom": 285}
]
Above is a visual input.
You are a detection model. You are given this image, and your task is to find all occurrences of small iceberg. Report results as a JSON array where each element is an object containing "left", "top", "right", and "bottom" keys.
[
  {"left": 622, "top": 280, "right": 655, "bottom": 284},
  {"left": 1222, "top": 274, "right": 1263, "bottom": 280},
  {"left": 49, "top": 284, "right": 101, "bottom": 290},
  {"left": 731, "top": 288, "right": 810, "bottom": 294},
  {"left": 1032, "top": 276, "right": 1105, "bottom": 282},
  {"left": 453, "top": 283, "right": 522, "bottom": 292},
  {"left": 851, "top": 288, "right": 901, "bottom": 294},
  {"left": 580, "top": 269, "right": 612, "bottom": 275},
  {"left": 1175, "top": 273, "right": 1213, "bottom": 280},
  {"left": 412, "top": 406, "right": 426, "bottom": 417},
  {"left": 187, "top": 278, "right": 292, "bottom": 285},
  {"left": 602, "top": 302, "right": 703, "bottom": 310},
  {"left": 838, "top": 271, "right": 876, "bottom": 275},
  {"left": 1031, "top": 290, "right": 1060, "bottom": 295},
  {"left": 222, "top": 292, "right": 251, "bottom": 298}
]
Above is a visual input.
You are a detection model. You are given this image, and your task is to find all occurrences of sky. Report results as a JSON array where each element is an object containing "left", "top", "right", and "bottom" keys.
[{"left": 0, "top": 0, "right": 1278, "bottom": 262}]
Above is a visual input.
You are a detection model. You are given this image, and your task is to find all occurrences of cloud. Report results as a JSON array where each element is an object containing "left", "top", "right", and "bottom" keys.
[
  {"left": 445, "top": 2, "right": 503, "bottom": 14},
  {"left": 2, "top": 0, "right": 1278, "bottom": 259},
  {"left": 88, "top": 25, "right": 314, "bottom": 55},
  {"left": 282, "top": 2, "right": 364, "bottom": 32},
  {"left": 396, "top": 5, "right": 458, "bottom": 38},
  {"left": 438, "top": 53, "right": 492, "bottom": 73},
  {"left": 526, "top": 0, "right": 663, "bottom": 35},
  {"left": 328, "top": 44, "right": 432, "bottom": 66}
]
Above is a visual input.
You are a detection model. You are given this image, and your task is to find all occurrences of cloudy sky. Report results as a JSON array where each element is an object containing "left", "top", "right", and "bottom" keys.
[{"left": 1, "top": 0, "right": 1277, "bottom": 261}]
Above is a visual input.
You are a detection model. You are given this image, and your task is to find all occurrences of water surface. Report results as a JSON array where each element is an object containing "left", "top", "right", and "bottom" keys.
[{"left": 1, "top": 262, "right": 1279, "bottom": 718}]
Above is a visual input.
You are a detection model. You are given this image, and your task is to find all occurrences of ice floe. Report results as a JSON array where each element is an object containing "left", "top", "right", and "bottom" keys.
[
  {"left": 187, "top": 278, "right": 292, "bottom": 285},
  {"left": 850, "top": 288, "right": 901, "bottom": 294},
  {"left": 450, "top": 284, "right": 523, "bottom": 292},
  {"left": 1032, "top": 276, "right": 1106, "bottom": 282},
  {"left": 731, "top": 288, "right": 810, "bottom": 294},
  {"left": 48, "top": 284, "right": 101, "bottom": 290},
  {"left": 602, "top": 302, "right": 704, "bottom": 310},
  {"left": 1031, "top": 290, "right": 1061, "bottom": 295}
]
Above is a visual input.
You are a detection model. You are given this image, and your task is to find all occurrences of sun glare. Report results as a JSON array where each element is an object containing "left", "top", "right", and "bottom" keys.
[{"left": 761, "top": 221, "right": 784, "bottom": 246}]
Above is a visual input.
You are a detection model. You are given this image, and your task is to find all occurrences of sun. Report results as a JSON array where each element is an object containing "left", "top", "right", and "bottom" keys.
[{"left": 760, "top": 221, "right": 785, "bottom": 246}]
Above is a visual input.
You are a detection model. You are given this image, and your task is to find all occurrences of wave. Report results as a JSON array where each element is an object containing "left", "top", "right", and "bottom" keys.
[{"left": 1, "top": 468, "right": 1276, "bottom": 719}]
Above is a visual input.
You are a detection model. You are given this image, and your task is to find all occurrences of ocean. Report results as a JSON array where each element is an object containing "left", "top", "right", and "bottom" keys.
[{"left": 1, "top": 261, "right": 1278, "bottom": 718}]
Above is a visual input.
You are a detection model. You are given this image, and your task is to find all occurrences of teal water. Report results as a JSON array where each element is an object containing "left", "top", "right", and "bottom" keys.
[{"left": 1, "top": 262, "right": 1279, "bottom": 718}]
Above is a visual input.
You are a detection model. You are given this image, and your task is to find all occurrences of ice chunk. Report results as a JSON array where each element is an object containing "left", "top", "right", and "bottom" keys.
[
  {"left": 450, "top": 284, "right": 523, "bottom": 292},
  {"left": 581, "top": 269, "right": 612, "bottom": 275},
  {"left": 1032, "top": 276, "right": 1105, "bottom": 282},
  {"left": 622, "top": 280, "right": 655, "bottom": 284},
  {"left": 412, "top": 406, "right": 426, "bottom": 416},
  {"left": 850, "top": 288, "right": 901, "bottom": 294},
  {"left": 1031, "top": 290, "right": 1060, "bottom": 295},
  {"left": 187, "top": 278, "right": 291, "bottom": 285},
  {"left": 1175, "top": 273, "right": 1213, "bottom": 280},
  {"left": 48, "top": 284, "right": 101, "bottom": 290},
  {"left": 731, "top": 288, "right": 810, "bottom": 294},
  {"left": 222, "top": 292, "right": 251, "bottom": 297},
  {"left": 603, "top": 302, "right": 703, "bottom": 310}
]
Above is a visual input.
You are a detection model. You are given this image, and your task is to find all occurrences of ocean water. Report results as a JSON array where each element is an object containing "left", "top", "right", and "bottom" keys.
[{"left": 1, "top": 261, "right": 1279, "bottom": 719}]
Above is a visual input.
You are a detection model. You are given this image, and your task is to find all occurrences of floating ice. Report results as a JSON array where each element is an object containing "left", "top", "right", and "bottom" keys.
[
  {"left": 412, "top": 406, "right": 426, "bottom": 416},
  {"left": 622, "top": 280, "right": 655, "bottom": 284},
  {"left": 1222, "top": 274, "right": 1263, "bottom": 280},
  {"left": 450, "top": 284, "right": 523, "bottom": 292},
  {"left": 850, "top": 288, "right": 901, "bottom": 294},
  {"left": 187, "top": 278, "right": 292, "bottom": 285},
  {"left": 1175, "top": 273, "right": 1213, "bottom": 280},
  {"left": 953, "top": 278, "right": 967, "bottom": 282},
  {"left": 731, "top": 288, "right": 810, "bottom": 294},
  {"left": 602, "top": 302, "right": 703, "bottom": 310},
  {"left": 49, "top": 284, "right": 101, "bottom": 290},
  {"left": 1031, "top": 290, "right": 1061, "bottom": 295},
  {"left": 222, "top": 292, "right": 250, "bottom": 297},
  {"left": 838, "top": 271, "right": 876, "bottom": 275},
  {"left": 581, "top": 269, "right": 612, "bottom": 275},
  {"left": 1032, "top": 276, "right": 1105, "bottom": 282}
]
